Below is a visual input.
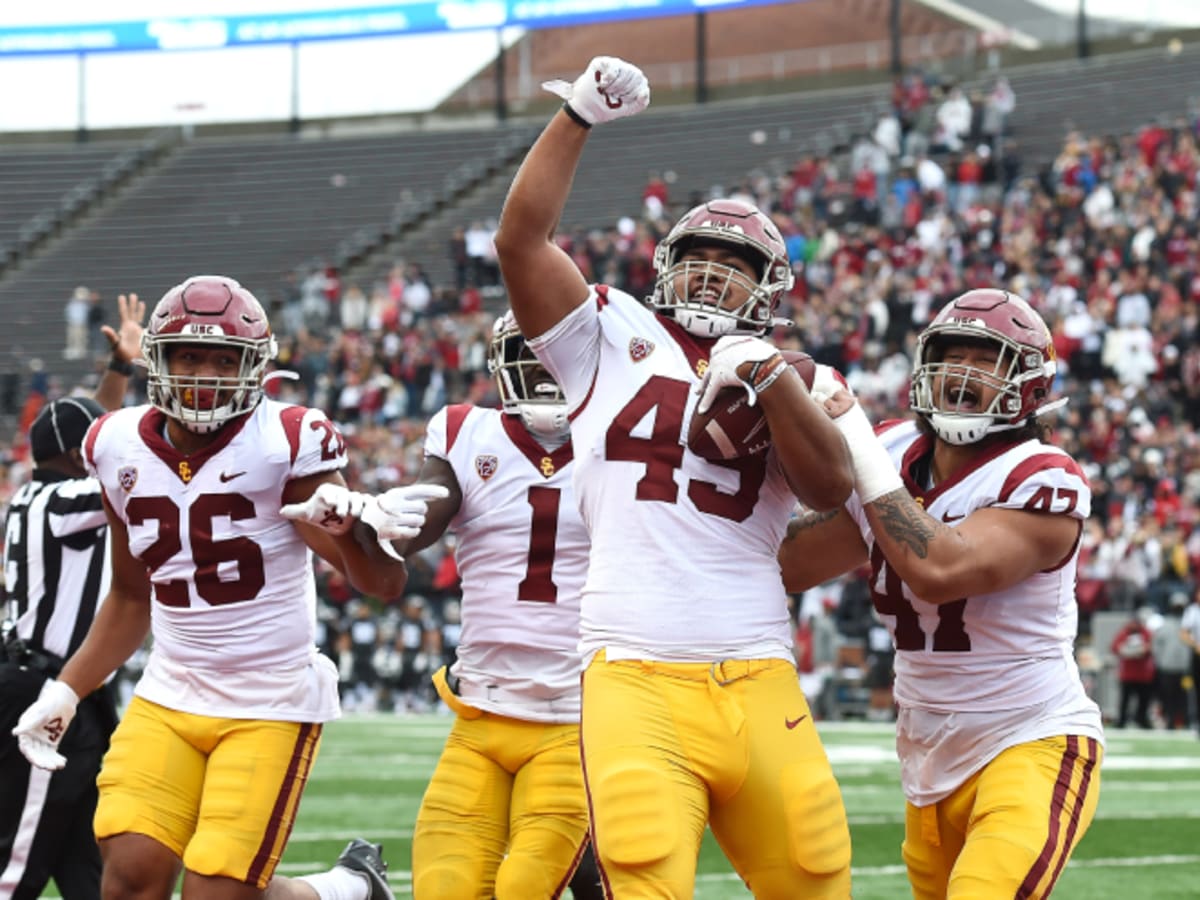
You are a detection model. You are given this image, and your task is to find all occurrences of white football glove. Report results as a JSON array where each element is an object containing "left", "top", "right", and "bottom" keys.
[
  {"left": 360, "top": 484, "right": 452, "bottom": 562},
  {"left": 810, "top": 363, "right": 849, "bottom": 406},
  {"left": 280, "top": 483, "right": 369, "bottom": 536},
  {"left": 12, "top": 679, "right": 79, "bottom": 771},
  {"left": 542, "top": 56, "right": 650, "bottom": 126},
  {"left": 696, "top": 335, "right": 787, "bottom": 415}
]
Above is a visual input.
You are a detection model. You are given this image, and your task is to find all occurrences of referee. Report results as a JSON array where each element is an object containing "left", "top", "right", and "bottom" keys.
[{"left": 0, "top": 294, "right": 143, "bottom": 900}]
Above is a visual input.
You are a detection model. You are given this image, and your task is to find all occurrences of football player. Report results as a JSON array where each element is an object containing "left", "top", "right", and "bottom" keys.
[
  {"left": 387, "top": 310, "right": 597, "bottom": 899},
  {"left": 779, "top": 288, "right": 1104, "bottom": 899},
  {"left": 11, "top": 275, "right": 436, "bottom": 900},
  {"left": 493, "top": 57, "right": 855, "bottom": 898}
]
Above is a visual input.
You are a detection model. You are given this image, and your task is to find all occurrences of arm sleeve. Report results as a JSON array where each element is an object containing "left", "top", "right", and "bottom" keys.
[
  {"left": 992, "top": 452, "right": 1091, "bottom": 520},
  {"left": 525, "top": 292, "right": 603, "bottom": 411},
  {"left": 424, "top": 408, "right": 450, "bottom": 461},
  {"left": 290, "top": 408, "right": 350, "bottom": 479}
]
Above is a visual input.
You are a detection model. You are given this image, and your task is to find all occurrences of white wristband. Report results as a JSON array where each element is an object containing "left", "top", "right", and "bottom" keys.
[{"left": 832, "top": 404, "right": 904, "bottom": 504}]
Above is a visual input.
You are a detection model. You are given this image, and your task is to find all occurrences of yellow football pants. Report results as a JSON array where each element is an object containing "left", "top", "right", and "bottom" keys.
[
  {"left": 903, "top": 735, "right": 1103, "bottom": 900},
  {"left": 412, "top": 684, "right": 589, "bottom": 900},
  {"left": 94, "top": 696, "right": 321, "bottom": 888},
  {"left": 581, "top": 654, "right": 851, "bottom": 900}
]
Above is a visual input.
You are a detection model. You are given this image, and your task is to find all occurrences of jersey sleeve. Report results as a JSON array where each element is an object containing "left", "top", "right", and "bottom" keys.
[
  {"left": 287, "top": 407, "right": 349, "bottom": 479},
  {"left": 525, "top": 291, "right": 604, "bottom": 410},
  {"left": 82, "top": 411, "right": 116, "bottom": 478},
  {"left": 424, "top": 407, "right": 450, "bottom": 461},
  {"left": 992, "top": 450, "right": 1091, "bottom": 520}
]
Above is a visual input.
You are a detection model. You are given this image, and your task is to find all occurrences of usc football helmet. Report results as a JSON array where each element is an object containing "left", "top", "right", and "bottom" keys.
[
  {"left": 909, "top": 289, "right": 1062, "bottom": 445},
  {"left": 649, "top": 198, "right": 794, "bottom": 337},
  {"left": 488, "top": 310, "right": 567, "bottom": 437},
  {"left": 142, "top": 275, "right": 278, "bottom": 433}
]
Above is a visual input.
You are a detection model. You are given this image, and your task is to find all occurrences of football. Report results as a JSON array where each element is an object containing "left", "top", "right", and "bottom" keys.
[{"left": 687, "top": 350, "right": 817, "bottom": 461}]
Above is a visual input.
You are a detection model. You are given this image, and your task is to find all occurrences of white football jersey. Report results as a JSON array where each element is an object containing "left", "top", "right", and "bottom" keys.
[
  {"left": 85, "top": 400, "right": 345, "bottom": 722},
  {"left": 528, "top": 287, "right": 796, "bottom": 664},
  {"left": 845, "top": 419, "right": 1104, "bottom": 804},
  {"left": 426, "top": 404, "right": 586, "bottom": 723}
]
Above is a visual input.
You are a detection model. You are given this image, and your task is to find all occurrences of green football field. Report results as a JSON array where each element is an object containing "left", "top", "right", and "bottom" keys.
[{"left": 271, "top": 715, "right": 1200, "bottom": 899}]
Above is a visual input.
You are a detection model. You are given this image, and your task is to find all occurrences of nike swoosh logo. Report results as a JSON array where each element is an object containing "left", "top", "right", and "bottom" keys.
[
  {"left": 942, "top": 512, "right": 964, "bottom": 523},
  {"left": 219, "top": 471, "right": 246, "bottom": 483},
  {"left": 785, "top": 715, "right": 808, "bottom": 730}
]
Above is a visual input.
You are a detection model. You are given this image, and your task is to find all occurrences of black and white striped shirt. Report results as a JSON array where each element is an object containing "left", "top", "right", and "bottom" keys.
[{"left": 2, "top": 470, "right": 110, "bottom": 660}]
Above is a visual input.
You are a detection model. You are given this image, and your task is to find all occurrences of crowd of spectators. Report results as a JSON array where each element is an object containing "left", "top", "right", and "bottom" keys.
[{"left": 4, "top": 70, "right": 1200, "bottom": 724}]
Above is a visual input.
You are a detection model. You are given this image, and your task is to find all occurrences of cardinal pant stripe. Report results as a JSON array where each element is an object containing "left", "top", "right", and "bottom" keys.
[
  {"left": 1016, "top": 735, "right": 1099, "bottom": 899},
  {"left": 246, "top": 723, "right": 320, "bottom": 886}
]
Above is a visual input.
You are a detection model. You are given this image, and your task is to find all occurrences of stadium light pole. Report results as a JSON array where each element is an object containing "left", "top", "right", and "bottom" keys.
[
  {"left": 890, "top": 0, "right": 902, "bottom": 76},
  {"left": 496, "top": 28, "right": 509, "bottom": 122},
  {"left": 1077, "top": 0, "right": 1090, "bottom": 59},
  {"left": 290, "top": 42, "right": 301, "bottom": 134},
  {"left": 76, "top": 52, "right": 89, "bottom": 144},
  {"left": 696, "top": 11, "right": 708, "bottom": 104}
]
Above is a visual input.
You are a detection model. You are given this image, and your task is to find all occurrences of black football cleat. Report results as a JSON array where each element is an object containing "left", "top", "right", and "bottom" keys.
[{"left": 336, "top": 838, "right": 395, "bottom": 900}]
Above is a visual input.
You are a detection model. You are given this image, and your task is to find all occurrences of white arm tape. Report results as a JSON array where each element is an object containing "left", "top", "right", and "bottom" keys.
[{"left": 833, "top": 403, "right": 904, "bottom": 504}]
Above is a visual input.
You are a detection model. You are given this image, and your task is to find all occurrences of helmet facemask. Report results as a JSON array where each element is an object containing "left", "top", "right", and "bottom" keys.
[
  {"left": 488, "top": 316, "right": 567, "bottom": 438},
  {"left": 910, "top": 330, "right": 1051, "bottom": 446},
  {"left": 144, "top": 332, "right": 277, "bottom": 434}
]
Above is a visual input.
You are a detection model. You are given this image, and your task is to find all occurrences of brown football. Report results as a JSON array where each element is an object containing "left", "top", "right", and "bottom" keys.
[{"left": 687, "top": 350, "right": 816, "bottom": 461}]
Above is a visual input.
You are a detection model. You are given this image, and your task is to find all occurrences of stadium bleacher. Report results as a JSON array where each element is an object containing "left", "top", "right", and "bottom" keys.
[{"left": 2, "top": 37, "right": 1200, "bottom": 399}]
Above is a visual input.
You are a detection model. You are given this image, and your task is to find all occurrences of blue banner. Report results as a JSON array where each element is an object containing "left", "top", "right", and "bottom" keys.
[{"left": 0, "top": 1, "right": 788, "bottom": 56}]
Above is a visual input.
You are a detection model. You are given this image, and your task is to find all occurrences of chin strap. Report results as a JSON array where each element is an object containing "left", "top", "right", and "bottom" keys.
[
  {"left": 263, "top": 370, "right": 300, "bottom": 386},
  {"left": 987, "top": 397, "right": 1071, "bottom": 433},
  {"left": 933, "top": 396, "right": 1071, "bottom": 445},
  {"left": 1032, "top": 397, "right": 1069, "bottom": 418}
]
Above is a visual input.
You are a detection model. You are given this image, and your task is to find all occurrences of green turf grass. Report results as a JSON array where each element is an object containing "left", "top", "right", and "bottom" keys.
[
  {"left": 43, "top": 715, "right": 1200, "bottom": 898},
  {"left": 275, "top": 716, "right": 1200, "bottom": 899}
]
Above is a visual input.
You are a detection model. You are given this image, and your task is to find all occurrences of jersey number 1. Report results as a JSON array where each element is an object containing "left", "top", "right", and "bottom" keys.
[{"left": 518, "top": 485, "right": 560, "bottom": 603}]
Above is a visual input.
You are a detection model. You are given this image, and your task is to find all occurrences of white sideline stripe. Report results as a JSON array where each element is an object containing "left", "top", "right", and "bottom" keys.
[
  {"left": 840, "top": 779, "right": 1200, "bottom": 796},
  {"left": 842, "top": 807, "right": 1200, "bottom": 825},
  {"left": 279, "top": 853, "right": 1200, "bottom": 883},
  {"left": 909, "top": 0, "right": 1041, "bottom": 49},
  {"left": 309, "top": 752, "right": 1200, "bottom": 777},
  {"left": 285, "top": 800, "right": 1200, "bottom": 846},
  {"left": 691, "top": 854, "right": 1200, "bottom": 883}
]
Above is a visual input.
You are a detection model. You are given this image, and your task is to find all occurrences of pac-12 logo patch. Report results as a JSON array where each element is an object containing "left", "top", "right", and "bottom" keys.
[
  {"left": 475, "top": 455, "right": 499, "bottom": 481},
  {"left": 117, "top": 466, "right": 138, "bottom": 492},
  {"left": 629, "top": 337, "right": 655, "bottom": 362}
]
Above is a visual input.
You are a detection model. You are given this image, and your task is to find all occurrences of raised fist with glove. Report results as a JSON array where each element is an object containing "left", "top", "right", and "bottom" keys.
[
  {"left": 543, "top": 56, "right": 650, "bottom": 127},
  {"left": 696, "top": 334, "right": 790, "bottom": 414},
  {"left": 361, "top": 484, "right": 451, "bottom": 561},
  {"left": 12, "top": 679, "right": 80, "bottom": 771},
  {"left": 280, "top": 482, "right": 370, "bottom": 535}
]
